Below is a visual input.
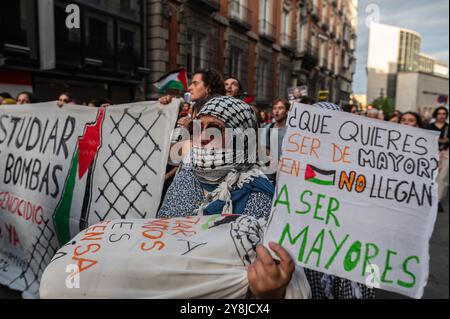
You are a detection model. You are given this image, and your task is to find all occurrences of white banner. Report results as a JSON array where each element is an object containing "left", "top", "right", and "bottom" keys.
[
  {"left": 0, "top": 100, "right": 178, "bottom": 298},
  {"left": 264, "top": 103, "right": 440, "bottom": 299}
]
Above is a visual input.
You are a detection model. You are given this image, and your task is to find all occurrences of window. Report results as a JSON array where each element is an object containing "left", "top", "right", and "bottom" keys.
[
  {"left": 228, "top": 39, "right": 248, "bottom": 87},
  {"left": 319, "top": 38, "right": 327, "bottom": 67},
  {"left": 297, "top": 21, "right": 308, "bottom": 52},
  {"left": 322, "top": 0, "right": 328, "bottom": 25},
  {"left": 278, "top": 64, "right": 291, "bottom": 98},
  {"left": 76, "top": 0, "right": 142, "bottom": 20},
  {"left": 281, "top": 7, "right": 292, "bottom": 47},
  {"left": 328, "top": 42, "right": 333, "bottom": 70},
  {"left": 230, "top": 0, "right": 249, "bottom": 22},
  {"left": 256, "top": 48, "right": 273, "bottom": 103},
  {"left": 53, "top": 0, "right": 144, "bottom": 73},
  {"left": 118, "top": 23, "right": 142, "bottom": 72},
  {"left": 0, "top": 0, "right": 38, "bottom": 60},
  {"left": 85, "top": 12, "right": 114, "bottom": 68},
  {"left": 259, "top": 0, "right": 274, "bottom": 38},
  {"left": 54, "top": 0, "right": 81, "bottom": 65},
  {"left": 186, "top": 32, "right": 206, "bottom": 76}
]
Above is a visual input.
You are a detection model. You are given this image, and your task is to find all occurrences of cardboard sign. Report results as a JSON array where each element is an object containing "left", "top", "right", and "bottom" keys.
[
  {"left": 264, "top": 103, "right": 440, "bottom": 299},
  {"left": 0, "top": 101, "right": 178, "bottom": 298}
]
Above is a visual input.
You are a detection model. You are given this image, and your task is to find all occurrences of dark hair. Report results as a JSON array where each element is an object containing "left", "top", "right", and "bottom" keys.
[
  {"left": 299, "top": 96, "right": 316, "bottom": 105},
  {"left": 0, "top": 92, "right": 12, "bottom": 99},
  {"left": 225, "top": 77, "right": 243, "bottom": 96},
  {"left": 194, "top": 69, "right": 225, "bottom": 96},
  {"left": 59, "top": 92, "right": 73, "bottom": 101},
  {"left": 433, "top": 106, "right": 449, "bottom": 119},
  {"left": 273, "top": 98, "right": 290, "bottom": 111},
  {"left": 400, "top": 112, "right": 424, "bottom": 128},
  {"left": 17, "top": 91, "right": 38, "bottom": 103},
  {"left": 388, "top": 114, "right": 400, "bottom": 123}
]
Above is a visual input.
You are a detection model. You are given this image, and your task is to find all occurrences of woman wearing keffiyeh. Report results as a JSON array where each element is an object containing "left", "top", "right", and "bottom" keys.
[
  {"left": 158, "top": 96, "right": 374, "bottom": 299},
  {"left": 158, "top": 95, "right": 298, "bottom": 299}
]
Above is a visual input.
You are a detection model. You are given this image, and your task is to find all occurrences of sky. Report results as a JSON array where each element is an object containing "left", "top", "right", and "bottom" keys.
[{"left": 353, "top": 0, "right": 449, "bottom": 95}]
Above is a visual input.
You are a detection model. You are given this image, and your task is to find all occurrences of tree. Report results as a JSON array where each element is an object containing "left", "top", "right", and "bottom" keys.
[{"left": 370, "top": 97, "right": 394, "bottom": 118}]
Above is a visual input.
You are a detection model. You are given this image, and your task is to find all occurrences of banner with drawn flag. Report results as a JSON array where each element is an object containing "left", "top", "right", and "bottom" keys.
[{"left": 0, "top": 100, "right": 178, "bottom": 298}]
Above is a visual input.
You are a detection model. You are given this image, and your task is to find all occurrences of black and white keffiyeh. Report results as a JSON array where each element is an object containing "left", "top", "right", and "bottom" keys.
[
  {"left": 197, "top": 95, "right": 258, "bottom": 131},
  {"left": 192, "top": 96, "right": 259, "bottom": 184},
  {"left": 313, "top": 102, "right": 343, "bottom": 112}
]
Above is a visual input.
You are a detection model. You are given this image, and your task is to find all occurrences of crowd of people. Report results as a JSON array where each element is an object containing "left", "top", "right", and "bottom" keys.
[{"left": 1, "top": 68, "right": 448, "bottom": 299}]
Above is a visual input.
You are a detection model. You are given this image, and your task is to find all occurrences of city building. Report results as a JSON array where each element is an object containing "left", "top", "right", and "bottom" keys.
[
  {"left": 0, "top": 0, "right": 147, "bottom": 103},
  {"left": 147, "top": 0, "right": 358, "bottom": 109},
  {"left": 367, "top": 22, "right": 449, "bottom": 113},
  {"left": 1, "top": 0, "right": 358, "bottom": 108}
]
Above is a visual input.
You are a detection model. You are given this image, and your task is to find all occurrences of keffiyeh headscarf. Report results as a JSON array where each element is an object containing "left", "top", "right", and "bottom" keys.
[
  {"left": 192, "top": 96, "right": 274, "bottom": 216},
  {"left": 192, "top": 96, "right": 259, "bottom": 184},
  {"left": 313, "top": 102, "right": 343, "bottom": 112}
]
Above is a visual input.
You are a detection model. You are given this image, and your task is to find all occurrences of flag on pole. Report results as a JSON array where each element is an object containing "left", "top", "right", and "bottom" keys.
[{"left": 154, "top": 69, "right": 189, "bottom": 94}]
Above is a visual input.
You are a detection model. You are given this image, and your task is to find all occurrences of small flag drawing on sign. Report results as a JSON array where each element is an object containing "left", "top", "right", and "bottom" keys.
[{"left": 304, "top": 164, "right": 336, "bottom": 186}]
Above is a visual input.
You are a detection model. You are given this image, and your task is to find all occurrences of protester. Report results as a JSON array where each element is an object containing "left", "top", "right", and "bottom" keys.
[
  {"left": 299, "top": 96, "right": 316, "bottom": 105},
  {"left": 16, "top": 91, "right": 37, "bottom": 104},
  {"left": 88, "top": 100, "right": 99, "bottom": 107},
  {"left": 1, "top": 98, "right": 16, "bottom": 105},
  {"left": 260, "top": 111, "right": 272, "bottom": 127},
  {"left": 0, "top": 92, "right": 12, "bottom": 105},
  {"left": 158, "top": 95, "right": 297, "bottom": 299},
  {"left": 57, "top": 92, "right": 73, "bottom": 108},
  {"left": 426, "top": 107, "right": 449, "bottom": 212},
  {"left": 224, "top": 78, "right": 242, "bottom": 98},
  {"left": 179, "top": 102, "right": 192, "bottom": 118},
  {"left": 400, "top": 111, "right": 424, "bottom": 128},
  {"left": 366, "top": 108, "right": 379, "bottom": 119},
  {"left": 388, "top": 112, "right": 402, "bottom": 123},
  {"left": 265, "top": 98, "right": 289, "bottom": 168}
]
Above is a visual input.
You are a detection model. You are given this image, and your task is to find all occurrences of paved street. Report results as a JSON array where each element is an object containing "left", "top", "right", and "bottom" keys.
[{"left": 0, "top": 195, "right": 449, "bottom": 299}]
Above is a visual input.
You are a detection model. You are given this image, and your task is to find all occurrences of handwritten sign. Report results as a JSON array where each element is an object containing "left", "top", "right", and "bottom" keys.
[
  {"left": 0, "top": 101, "right": 178, "bottom": 298},
  {"left": 264, "top": 103, "right": 440, "bottom": 299},
  {"left": 40, "top": 215, "right": 271, "bottom": 299}
]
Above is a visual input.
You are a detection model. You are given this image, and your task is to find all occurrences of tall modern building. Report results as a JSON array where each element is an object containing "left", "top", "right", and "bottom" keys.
[{"left": 367, "top": 22, "right": 448, "bottom": 113}]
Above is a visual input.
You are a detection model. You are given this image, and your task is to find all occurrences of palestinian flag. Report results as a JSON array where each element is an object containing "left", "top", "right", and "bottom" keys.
[
  {"left": 154, "top": 69, "right": 188, "bottom": 94},
  {"left": 54, "top": 107, "right": 106, "bottom": 246},
  {"left": 304, "top": 164, "right": 336, "bottom": 186},
  {"left": 241, "top": 95, "right": 256, "bottom": 105}
]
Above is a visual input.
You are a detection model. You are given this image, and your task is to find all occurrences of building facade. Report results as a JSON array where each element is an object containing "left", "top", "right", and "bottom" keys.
[
  {"left": 396, "top": 72, "right": 449, "bottom": 114},
  {"left": 367, "top": 22, "right": 449, "bottom": 111},
  {"left": 1, "top": 0, "right": 358, "bottom": 108},
  {"left": 146, "top": 0, "right": 358, "bottom": 109},
  {"left": 0, "top": 0, "right": 148, "bottom": 103}
]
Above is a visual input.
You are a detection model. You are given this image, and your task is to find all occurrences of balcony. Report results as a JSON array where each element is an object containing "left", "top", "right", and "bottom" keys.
[
  {"left": 330, "top": 63, "right": 336, "bottom": 75},
  {"left": 329, "top": 28, "right": 336, "bottom": 39},
  {"left": 259, "top": 19, "right": 275, "bottom": 42},
  {"left": 339, "top": 66, "right": 354, "bottom": 81},
  {"left": 295, "top": 41, "right": 319, "bottom": 70},
  {"left": 281, "top": 33, "right": 295, "bottom": 51},
  {"left": 310, "top": 5, "right": 320, "bottom": 21},
  {"left": 229, "top": 0, "right": 252, "bottom": 30}
]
